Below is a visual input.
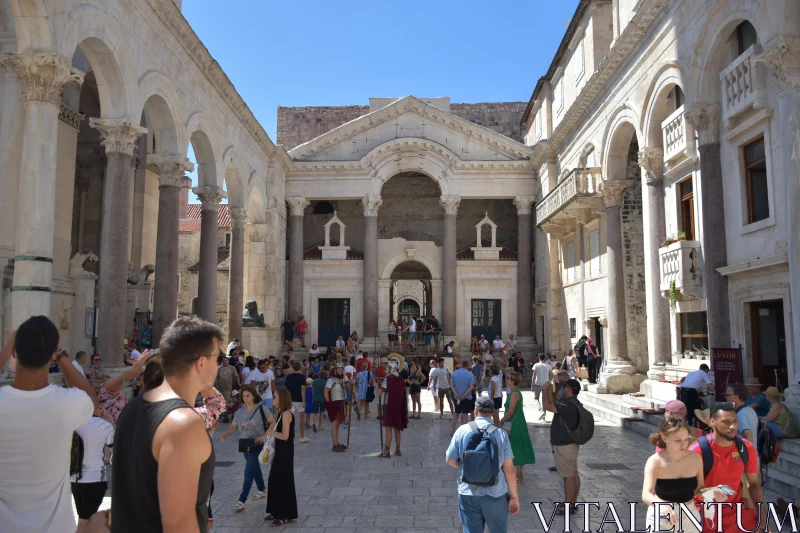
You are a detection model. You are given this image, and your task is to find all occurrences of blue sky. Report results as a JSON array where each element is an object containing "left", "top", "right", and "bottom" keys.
[{"left": 182, "top": 0, "right": 579, "bottom": 203}]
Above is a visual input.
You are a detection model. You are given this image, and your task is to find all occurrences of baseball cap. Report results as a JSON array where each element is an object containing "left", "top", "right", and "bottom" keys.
[
  {"left": 436, "top": 357, "right": 445, "bottom": 363},
  {"left": 663, "top": 400, "right": 687, "bottom": 413},
  {"left": 564, "top": 379, "right": 581, "bottom": 395},
  {"left": 380, "top": 357, "right": 389, "bottom": 363},
  {"left": 475, "top": 395, "right": 495, "bottom": 411}
]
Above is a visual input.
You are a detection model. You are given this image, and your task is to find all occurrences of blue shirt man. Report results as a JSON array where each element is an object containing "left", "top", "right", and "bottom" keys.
[{"left": 446, "top": 395, "right": 520, "bottom": 533}]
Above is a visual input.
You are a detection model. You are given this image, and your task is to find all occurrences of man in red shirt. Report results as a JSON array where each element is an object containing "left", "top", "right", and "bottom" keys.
[{"left": 688, "top": 402, "right": 763, "bottom": 533}]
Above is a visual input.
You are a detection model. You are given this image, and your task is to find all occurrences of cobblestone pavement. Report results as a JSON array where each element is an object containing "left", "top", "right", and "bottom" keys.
[{"left": 206, "top": 391, "right": 655, "bottom": 532}]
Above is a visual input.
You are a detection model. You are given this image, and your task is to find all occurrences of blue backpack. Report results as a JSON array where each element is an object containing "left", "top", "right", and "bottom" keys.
[{"left": 461, "top": 422, "right": 500, "bottom": 486}]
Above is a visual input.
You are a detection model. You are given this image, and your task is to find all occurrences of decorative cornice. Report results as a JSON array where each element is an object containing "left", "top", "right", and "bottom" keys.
[
  {"left": 601, "top": 180, "right": 633, "bottom": 208},
  {"left": 754, "top": 36, "right": 800, "bottom": 92},
  {"left": 513, "top": 196, "right": 535, "bottom": 215},
  {"left": 637, "top": 147, "right": 664, "bottom": 185},
  {"left": 0, "top": 52, "right": 83, "bottom": 105},
  {"left": 288, "top": 157, "right": 535, "bottom": 176},
  {"left": 363, "top": 138, "right": 459, "bottom": 168},
  {"left": 685, "top": 104, "right": 721, "bottom": 146},
  {"left": 288, "top": 96, "right": 534, "bottom": 162},
  {"left": 193, "top": 186, "right": 225, "bottom": 212},
  {"left": 439, "top": 195, "right": 461, "bottom": 215},
  {"left": 362, "top": 195, "right": 382, "bottom": 217},
  {"left": 529, "top": 0, "right": 671, "bottom": 167},
  {"left": 147, "top": 154, "right": 195, "bottom": 188},
  {"left": 58, "top": 105, "right": 82, "bottom": 131},
  {"left": 88, "top": 118, "right": 147, "bottom": 156},
  {"left": 229, "top": 207, "right": 248, "bottom": 229},
  {"left": 286, "top": 197, "right": 310, "bottom": 217}
]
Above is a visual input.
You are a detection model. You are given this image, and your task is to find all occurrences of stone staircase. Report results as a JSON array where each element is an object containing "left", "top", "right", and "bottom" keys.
[{"left": 578, "top": 388, "right": 800, "bottom": 501}]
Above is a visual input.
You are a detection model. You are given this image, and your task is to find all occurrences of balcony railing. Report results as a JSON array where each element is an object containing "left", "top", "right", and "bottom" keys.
[
  {"left": 662, "top": 104, "right": 694, "bottom": 163},
  {"left": 720, "top": 44, "right": 768, "bottom": 124},
  {"left": 659, "top": 240, "right": 703, "bottom": 300},
  {"left": 536, "top": 167, "right": 602, "bottom": 226}
]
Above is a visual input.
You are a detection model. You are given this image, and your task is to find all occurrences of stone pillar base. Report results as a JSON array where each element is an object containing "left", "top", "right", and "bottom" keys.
[
  {"left": 241, "top": 327, "right": 281, "bottom": 357},
  {"left": 360, "top": 336, "right": 378, "bottom": 354},
  {"left": 599, "top": 359, "right": 644, "bottom": 393},
  {"left": 646, "top": 362, "right": 667, "bottom": 381}
]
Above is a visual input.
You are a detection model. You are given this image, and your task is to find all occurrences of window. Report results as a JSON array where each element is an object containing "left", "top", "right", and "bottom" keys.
[
  {"left": 569, "top": 318, "right": 577, "bottom": 339},
  {"left": 668, "top": 86, "right": 684, "bottom": 112},
  {"left": 588, "top": 230, "right": 600, "bottom": 276},
  {"left": 535, "top": 112, "right": 542, "bottom": 140},
  {"left": 575, "top": 39, "right": 585, "bottom": 81},
  {"left": 735, "top": 21, "right": 758, "bottom": 56},
  {"left": 743, "top": 137, "right": 769, "bottom": 224},
  {"left": 679, "top": 178, "right": 695, "bottom": 241},
  {"left": 679, "top": 312, "right": 708, "bottom": 353},
  {"left": 566, "top": 241, "right": 575, "bottom": 283},
  {"left": 225, "top": 232, "right": 232, "bottom": 248},
  {"left": 554, "top": 79, "right": 563, "bottom": 115},
  {"left": 313, "top": 201, "right": 335, "bottom": 215}
]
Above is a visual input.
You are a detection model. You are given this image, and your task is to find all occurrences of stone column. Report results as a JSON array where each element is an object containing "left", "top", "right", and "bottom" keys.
[
  {"left": 286, "top": 197, "right": 309, "bottom": 322},
  {"left": 686, "top": 104, "right": 730, "bottom": 350},
  {"left": 514, "top": 196, "right": 535, "bottom": 338},
  {"left": 0, "top": 60, "right": 24, "bottom": 261},
  {"left": 193, "top": 186, "right": 225, "bottom": 324},
  {"left": 90, "top": 118, "right": 147, "bottom": 365},
  {"left": 0, "top": 52, "right": 83, "bottom": 328},
  {"left": 440, "top": 196, "right": 461, "bottom": 335},
  {"left": 362, "top": 195, "right": 382, "bottom": 341},
  {"left": 149, "top": 155, "right": 194, "bottom": 345},
  {"left": 228, "top": 207, "right": 247, "bottom": 342},
  {"left": 756, "top": 38, "right": 800, "bottom": 397},
  {"left": 600, "top": 180, "right": 638, "bottom": 391},
  {"left": 638, "top": 148, "right": 671, "bottom": 376}
]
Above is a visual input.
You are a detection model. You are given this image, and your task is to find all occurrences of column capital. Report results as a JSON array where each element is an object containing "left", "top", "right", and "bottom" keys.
[
  {"left": 89, "top": 117, "right": 147, "bottom": 156},
  {"left": 685, "top": 104, "right": 721, "bottom": 145},
  {"left": 637, "top": 147, "right": 664, "bottom": 185},
  {"left": 193, "top": 186, "right": 226, "bottom": 212},
  {"left": 513, "top": 196, "right": 535, "bottom": 215},
  {"left": 286, "top": 197, "right": 309, "bottom": 217},
  {"left": 0, "top": 51, "right": 83, "bottom": 105},
  {"left": 229, "top": 207, "right": 248, "bottom": 229},
  {"left": 601, "top": 180, "right": 633, "bottom": 208},
  {"left": 146, "top": 154, "right": 195, "bottom": 188},
  {"left": 362, "top": 195, "right": 382, "bottom": 217},
  {"left": 439, "top": 195, "right": 461, "bottom": 215},
  {"left": 754, "top": 36, "right": 800, "bottom": 92}
]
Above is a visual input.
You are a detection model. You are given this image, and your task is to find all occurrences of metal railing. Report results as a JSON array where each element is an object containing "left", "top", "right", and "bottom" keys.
[{"left": 376, "top": 329, "right": 447, "bottom": 353}]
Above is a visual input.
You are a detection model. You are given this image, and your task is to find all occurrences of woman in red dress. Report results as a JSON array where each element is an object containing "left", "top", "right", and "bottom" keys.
[{"left": 377, "top": 353, "right": 409, "bottom": 457}]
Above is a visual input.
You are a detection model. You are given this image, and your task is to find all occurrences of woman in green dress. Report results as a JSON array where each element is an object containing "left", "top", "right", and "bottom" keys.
[{"left": 499, "top": 371, "right": 536, "bottom": 484}]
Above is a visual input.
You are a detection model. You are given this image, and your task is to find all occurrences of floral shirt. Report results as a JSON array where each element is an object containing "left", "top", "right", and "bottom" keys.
[{"left": 98, "top": 385, "right": 225, "bottom": 431}]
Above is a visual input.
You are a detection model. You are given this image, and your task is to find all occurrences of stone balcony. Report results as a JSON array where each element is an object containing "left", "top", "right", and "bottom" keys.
[
  {"left": 720, "top": 44, "right": 768, "bottom": 126},
  {"left": 536, "top": 168, "right": 604, "bottom": 235},
  {"left": 662, "top": 104, "right": 695, "bottom": 164},
  {"left": 659, "top": 240, "right": 703, "bottom": 300}
]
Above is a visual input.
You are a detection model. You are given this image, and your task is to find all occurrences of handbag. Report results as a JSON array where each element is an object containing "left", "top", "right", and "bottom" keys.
[
  {"left": 366, "top": 371, "right": 375, "bottom": 402},
  {"left": 238, "top": 405, "right": 269, "bottom": 453},
  {"left": 259, "top": 411, "right": 282, "bottom": 465}
]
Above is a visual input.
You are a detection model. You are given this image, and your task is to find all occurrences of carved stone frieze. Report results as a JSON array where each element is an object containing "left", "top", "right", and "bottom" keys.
[
  {"left": 58, "top": 105, "right": 83, "bottom": 131},
  {"left": 637, "top": 147, "right": 664, "bottom": 185},
  {"left": 88, "top": 118, "right": 147, "bottom": 156},
  {"left": 754, "top": 36, "right": 800, "bottom": 92},
  {"left": 601, "top": 180, "right": 633, "bottom": 208},
  {"left": 685, "top": 104, "right": 721, "bottom": 146},
  {"left": 0, "top": 52, "right": 84, "bottom": 105}
]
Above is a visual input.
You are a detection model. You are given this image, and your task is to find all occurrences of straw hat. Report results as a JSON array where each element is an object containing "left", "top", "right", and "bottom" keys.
[
  {"left": 745, "top": 377, "right": 763, "bottom": 387},
  {"left": 765, "top": 386, "right": 781, "bottom": 400},
  {"left": 694, "top": 408, "right": 711, "bottom": 426}
]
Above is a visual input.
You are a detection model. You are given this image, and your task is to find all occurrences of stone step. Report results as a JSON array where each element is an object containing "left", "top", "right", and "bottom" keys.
[
  {"left": 623, "top": 418, "right": 660, "bottom": 440},
  {"left": 775, "top": 447, "right": 800, "bottom": 477},
  {"left": 777, "top": 437, "right": 800, "bottom": 456},
  {"left": 580, "top": 390, "right": 639, "bottom": 418},
  {"left": 765, "top": 467, "right": 800, "bottom": 501},
  {"left": 622, "top": 393, "right": 669, "bottom": 410}
]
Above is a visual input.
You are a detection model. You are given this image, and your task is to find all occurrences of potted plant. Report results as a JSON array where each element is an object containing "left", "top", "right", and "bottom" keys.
[
  {"left": 661, "top": 236, "right": 676, "bottom": 247},
  {"left": 677, "top": 231, "right": 686, "bottom": 241},
  {"left": 668, "top": 280, "right": 678, "bottom": 310}
]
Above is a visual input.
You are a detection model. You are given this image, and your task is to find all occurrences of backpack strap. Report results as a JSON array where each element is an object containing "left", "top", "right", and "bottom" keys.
[
  {"left": 735, "top": 436, "right": 749, "bottom": 468},
  {"left": 468, "top": 421, "right": 479, "bottom": 432},
  {"left": 698, "top": 435, "right": 713, "bottom": 477},
  {"left": 258, "top": 405, "right": 269, "bottom": 433}
]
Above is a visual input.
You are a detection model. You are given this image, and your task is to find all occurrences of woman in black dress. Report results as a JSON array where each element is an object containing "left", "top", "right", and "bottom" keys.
[{"left": 265, "top": 388, "right": 297, "bottom": 526}]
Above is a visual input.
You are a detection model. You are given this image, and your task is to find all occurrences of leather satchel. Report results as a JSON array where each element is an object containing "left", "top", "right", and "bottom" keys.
[{"left": 237, "top": 405, "right": 269, "bottom": 452}]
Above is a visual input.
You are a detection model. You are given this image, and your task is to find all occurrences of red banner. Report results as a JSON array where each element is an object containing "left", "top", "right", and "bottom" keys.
[{"left": 711, "top": 348, "right": 743, "bottom": 402}]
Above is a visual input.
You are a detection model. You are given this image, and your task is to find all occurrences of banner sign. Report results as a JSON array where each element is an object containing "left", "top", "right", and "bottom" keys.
[{"left": 710, "top": 348, "right": 743, "bottom": 402}]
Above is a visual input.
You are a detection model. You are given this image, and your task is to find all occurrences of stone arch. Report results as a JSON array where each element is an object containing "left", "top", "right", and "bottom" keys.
[
  {"left": 221, "top": 146, "right": 246, "bottom": 208},
  {"left": 246, "top": 185, "right": 266, "bottom": 224},
  {"left": 136, "top": 71, "right": 186, "bottom": 155},
  {"left": 187, "top": 128, "right": 218, "bottom": 188},
  {"left": 578, "top": 143, "right": 598, "bottom": 167},
  {"left": 6, "top": 0, "right": 56, "bottom": 51},
  {"left": 381, "top": 252, "right": 440, "bottom": 280},
  {"left": 601, "top": 106, "right": 643, "bottom": 181},
  {"left": 641, "top": 63, "right": 690, "bottom": 149},
  {"left": 370, "top": 139, "right": 455, "bottom": 196}
]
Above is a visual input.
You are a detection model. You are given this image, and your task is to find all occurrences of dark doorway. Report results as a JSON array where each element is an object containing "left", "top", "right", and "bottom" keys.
[
  {"left": 750, "top": 300, "right": 788, "bottom": 389},
  {"left": 592, "top": 317, "right": 604, "bottom": 357},
  {"left": 397, "top": 299, "right": 420, "bottom": 324},
  {"left": 471, "top": 299, "right": 501, "bottom": 341},
  {"left": 318, "top": 298, "right": 350, "bottom": 349}
]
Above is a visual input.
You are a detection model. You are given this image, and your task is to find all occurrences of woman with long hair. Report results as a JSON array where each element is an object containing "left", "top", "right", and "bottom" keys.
[
  {"left": 407, "top": 362, "right": 425, "bottom": 419},
  {"left": 241, "top": 355, "right": 256, "bottom": 382},
  {"left": 265, "top": 389, "right": 297, "bottom": 526},
  {"left": 220, "top": 385, "right": 275, "bottom": 512},
  {"left": 563, "top": 350, "right": 578, "bottom": 379},
  {"left": 499, "top": 371, "right": 536, "bottom": 484},
  {"left": 642, "top": 417, "right": 722, "bottom": 532}
]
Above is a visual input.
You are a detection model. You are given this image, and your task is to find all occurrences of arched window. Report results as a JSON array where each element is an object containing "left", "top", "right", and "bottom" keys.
[
  {"left": 735, "top": 21, "right": 758, "bottom": 56},
  {"left": 313, "top": 201, "right": 334, "bottom": 215}
]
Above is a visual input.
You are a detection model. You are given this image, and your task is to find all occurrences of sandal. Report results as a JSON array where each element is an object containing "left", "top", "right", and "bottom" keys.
[
  {"left": 395, "top": 449, "right": 402, "bottom": 456},
  {"left": 271, "top": 519, "right": 288, "bottom": 527},
  {"left": 378, "top": 447, "right": 392, "bottom": 458}
]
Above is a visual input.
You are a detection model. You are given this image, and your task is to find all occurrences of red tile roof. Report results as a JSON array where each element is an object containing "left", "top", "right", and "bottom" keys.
[
  {"left": 180, "top": 204, "right": 230, "bottom": 233},
  {"left": 456, "top": 240, "right": 518, "bottom": 260}
]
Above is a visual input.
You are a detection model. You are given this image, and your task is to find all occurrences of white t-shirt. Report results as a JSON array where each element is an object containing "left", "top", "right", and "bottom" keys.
[
  {"left": 409, "top": 319, "right": 416, "bottom": 332},
  {"left": 681, "top": 369, "right": 712, "bottom": 391},
  {"left": 446, "top": 345, "right": 454, "bottom": 355},
  {"left": 245, "top": 369, "right": 275, "bottom": 399},
  {"left": 241, "top": 366, "right": 252, "bottom": 381},
  {"left": 71, "top": 417, "right": 114, "bottom": 484},
  {"left": 431, "top": 367, "right": 450, "bottom": 389},
  {"left": 492, "top": 339, "right": 503, "bottom": 351},
  {"left": 72, "top": 360, "right": 86, "bottom": 377},
  {"left": 506, "top": 338, "right": 517, "bottom": 349},
  {"left": 309, "top": 348, "right": 320, "bottom": 355},
  {"left": 490, "top": 374, "right": 503, "bottom": 399},
  {"left": 129, "top": 348, "right": 142, "bottom": 361},
  {"left": 532, "top": 362, "right": 551, "bottom": 386},
  {"left": 336, "top": 339, "right": 345, "bottom": 349},
  {"left": 226, "top": 342, "right": 237, "bottom": 354},
  {"left": 0, "top": 385, "right": 93, "bottom": 533},
  {"left": 344, "top": 365, "right": 355, "bottom": 379}
]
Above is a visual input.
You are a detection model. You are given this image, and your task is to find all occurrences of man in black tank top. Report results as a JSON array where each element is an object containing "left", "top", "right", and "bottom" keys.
[{"left": 112, "top": 316, "right": 223, "bottom": 533}]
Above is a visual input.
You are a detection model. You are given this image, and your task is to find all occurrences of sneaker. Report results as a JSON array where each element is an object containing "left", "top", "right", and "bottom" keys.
[
  {"left": 252, "top": 490, "right": 266, "bottom": 500},
  {"left": 343, "top": 421, "right": 349, "bottom": 429},
  {"left": 312, "top": 424, "right": 318, "bottom": 433},
  {"left": 233, "top": 501, "right": 246, "bottom": 511},
  {"left": 299, "top": 437, "right": 310, "bottom": 443},
  {"left": 354, "top": 406, "right": 361, "bottom": 420}
]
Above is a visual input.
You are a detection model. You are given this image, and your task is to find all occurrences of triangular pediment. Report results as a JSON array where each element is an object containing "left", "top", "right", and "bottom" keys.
[{"left": 288, "top": 96, "right": 533, "bottom": 163}]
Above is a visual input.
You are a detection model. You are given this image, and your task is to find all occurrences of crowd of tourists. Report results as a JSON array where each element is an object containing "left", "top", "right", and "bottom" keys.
[{"left": 0, "top": 315, "right": 794, "bottom": 533}]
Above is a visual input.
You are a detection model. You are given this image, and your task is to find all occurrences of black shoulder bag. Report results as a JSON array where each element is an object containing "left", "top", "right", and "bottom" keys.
[{"left": 238, "top": 405, "right": 269, "bottom": 452}]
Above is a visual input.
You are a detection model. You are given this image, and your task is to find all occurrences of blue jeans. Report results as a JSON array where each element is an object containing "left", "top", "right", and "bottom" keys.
[
  {"left": 766, "top": 421, "right": 785, "bottom": 438},
  {"left": 458, "top": 494, "right": 509, "bottom": 533},
  {"left": 239, "top": 450, "right": 265, "bottom": 503}
]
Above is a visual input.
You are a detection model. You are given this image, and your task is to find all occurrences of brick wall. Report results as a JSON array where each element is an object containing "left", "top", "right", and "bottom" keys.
[
  {"left": 622, "top": 140, "right": 648, "bottom": 371},
  {"left": 276, "top": 100, "right": 528, "bottom": 151}
]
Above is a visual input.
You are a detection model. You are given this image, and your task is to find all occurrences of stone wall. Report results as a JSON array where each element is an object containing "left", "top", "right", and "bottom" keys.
[
  {"left": 622, "top": 141, "right": 647, "bottom": 371},
  {"left": 277, "top": 101, "right": 528, "bottom": 151}
]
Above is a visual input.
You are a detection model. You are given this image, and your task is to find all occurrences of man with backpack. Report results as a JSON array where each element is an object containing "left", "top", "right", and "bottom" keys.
[
  {"left": 574, "top": 335, "right": 588, "bottom": 368},
  {"left": 446, "top": 395, "right": 520, "bottom": 533},
  {"left": 542, "top": 378, "right": 593, "bottom": 515},
  {"left": 688, "top": 402, "right": 763, "bottom": 533}
]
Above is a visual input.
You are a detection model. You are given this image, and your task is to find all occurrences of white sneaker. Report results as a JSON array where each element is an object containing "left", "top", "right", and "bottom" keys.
[
  {"left": 252, "top": 490, "right": 266, "bottom": 500},
  {"left": 233, "top": 501, "right": 246, "bottom": 511},
  {"left": 299, "top": 437, "right": 310, "bottom": 443}
]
